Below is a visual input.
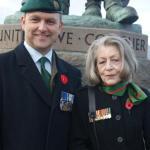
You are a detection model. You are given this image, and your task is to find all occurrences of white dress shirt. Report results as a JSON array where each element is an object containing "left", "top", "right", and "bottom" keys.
[{"left": 24, "top": 41, "right": 52, "bottom": 74}]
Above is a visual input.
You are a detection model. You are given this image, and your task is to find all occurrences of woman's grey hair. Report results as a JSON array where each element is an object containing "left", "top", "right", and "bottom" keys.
[{"left": 85, "top": 34, "right": 138, "bottom": 86}]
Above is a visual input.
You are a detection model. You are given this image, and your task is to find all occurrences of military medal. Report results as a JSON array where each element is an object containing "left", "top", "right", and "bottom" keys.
[
  {"left": 60, "top": 91, "right": 74, "bottom": 112},
  {"left": 95, "top": 107, "right": 111, "bottom": 121}
]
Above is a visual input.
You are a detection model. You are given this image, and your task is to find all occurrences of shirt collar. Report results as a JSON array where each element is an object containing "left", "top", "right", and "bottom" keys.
[{"left": 24, "top": 41, "right": 53, "bottom": 63}]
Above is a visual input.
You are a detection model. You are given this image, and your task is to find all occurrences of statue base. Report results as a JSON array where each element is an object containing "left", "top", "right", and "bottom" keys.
[
  {"left": 63, "top": 15, "right": 142, "bottom": 34},
  {"left": 4, "top": 12, "right": 142, "bottom": 34}
]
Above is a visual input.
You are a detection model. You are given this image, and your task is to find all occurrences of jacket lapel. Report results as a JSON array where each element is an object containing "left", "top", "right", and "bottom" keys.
[
  {"left": 15, "top": 43, "right": 52, "bottom": 107},
  {"left": 50, "top": 52, "right": 68, "bottom": 109}
]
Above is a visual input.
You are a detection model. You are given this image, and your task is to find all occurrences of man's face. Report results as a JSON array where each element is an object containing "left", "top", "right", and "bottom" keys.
[{"left": 21, "top": 12, "right": 63, "bottom": 54}]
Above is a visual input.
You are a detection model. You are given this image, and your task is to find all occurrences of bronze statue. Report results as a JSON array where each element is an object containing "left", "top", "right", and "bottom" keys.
[
  {"left": 61, "top": 0, "right": 138, "bottom": 24},
  {"left": 83, "top": 0, "right": 138, "bottom": 24}
]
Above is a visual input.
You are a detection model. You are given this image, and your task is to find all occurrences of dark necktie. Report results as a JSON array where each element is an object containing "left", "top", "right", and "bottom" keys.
[{"left": 39, "top": 57, "right": 51, "bottom": 92}]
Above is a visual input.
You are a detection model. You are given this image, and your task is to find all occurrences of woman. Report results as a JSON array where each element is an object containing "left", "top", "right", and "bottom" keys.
[{"left": 70, "top": 35, "right": 150, "bottom": 150}]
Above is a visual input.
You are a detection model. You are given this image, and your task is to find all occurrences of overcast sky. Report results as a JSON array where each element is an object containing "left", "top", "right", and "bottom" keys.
[{"left": 0, "top": 0, "right": 149, "bottom": 46}]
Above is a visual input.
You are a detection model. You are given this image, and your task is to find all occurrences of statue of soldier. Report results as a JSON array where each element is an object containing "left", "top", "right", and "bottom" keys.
[
  {"left": 83, "top": 0, "right": 138, "bottom": 24},
  {"left": 60, "top": 0, "right": 138, "bottom": 24}
]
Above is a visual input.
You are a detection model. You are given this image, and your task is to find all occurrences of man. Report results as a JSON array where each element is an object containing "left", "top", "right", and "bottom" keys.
[{"left": 0, "top": 0, "right": 81, "bottom": 150}]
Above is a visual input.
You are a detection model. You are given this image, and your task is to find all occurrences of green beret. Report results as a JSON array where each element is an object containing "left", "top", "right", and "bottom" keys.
[{"left": 20, "top": 0, "right": 62, "bottom": 13}]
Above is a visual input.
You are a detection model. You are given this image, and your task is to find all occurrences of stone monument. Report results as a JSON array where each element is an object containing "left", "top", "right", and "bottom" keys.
[{"left": 1, "top": 0, "right": 150, "bottom": 90}]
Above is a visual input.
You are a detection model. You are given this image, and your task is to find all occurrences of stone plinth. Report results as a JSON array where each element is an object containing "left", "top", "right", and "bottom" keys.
[
  {"left": 0, "top": 24, "right": 148, "bottom": 58},
  {"left": 63, "top": 15, "right": 142, "bottom": 34},
  {"left": 4, "top": 13, "right": 142, "bottom": 34}
]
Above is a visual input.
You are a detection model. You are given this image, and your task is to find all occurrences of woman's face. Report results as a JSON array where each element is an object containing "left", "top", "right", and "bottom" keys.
[{"left": 96, "top": 45, "right": 123, "bottom": 86}]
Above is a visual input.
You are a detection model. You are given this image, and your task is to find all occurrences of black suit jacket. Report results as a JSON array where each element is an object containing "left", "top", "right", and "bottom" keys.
[
  {"left": 0, "top": 43, "right": 81, "bottom": 150},
  {"left": 70, "top": 85, "right": 150, "bottom": 150}
]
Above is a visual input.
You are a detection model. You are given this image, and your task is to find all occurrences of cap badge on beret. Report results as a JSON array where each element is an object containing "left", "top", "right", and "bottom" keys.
[{"left": 53, "top": 0, "right": 60, "bottom": 10}]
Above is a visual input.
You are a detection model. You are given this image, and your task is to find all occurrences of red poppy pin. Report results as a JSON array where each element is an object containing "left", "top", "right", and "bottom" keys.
[
  {"left": 125, "top": 100, "right": 133, "bottom": 110},
  {"left": 60, "top": 74, "right": 69, "bottom": 85}
]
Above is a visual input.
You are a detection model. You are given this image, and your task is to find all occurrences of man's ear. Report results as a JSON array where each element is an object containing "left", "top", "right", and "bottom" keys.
[
  {"left": 59, "top": 21, "right": 64, "bottom": 32},
  {"left": 20, "top": 15, "right": 25, "bottom": 31}
]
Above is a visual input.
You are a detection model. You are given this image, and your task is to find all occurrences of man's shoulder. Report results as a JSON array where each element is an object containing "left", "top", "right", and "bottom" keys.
[
  {"left": 56, "top": 54, "right": 81, "bottom": 75},
  {"left": 0, "top": 43, "right": 25, "bottom": 67},
  {"left": 0, "top": 49, "right": 15, "bottom": 61},
  {"left": 0, "top": 50, "right": 16, "bottom": 72},
  {"left": 0, "top": 43, "right": 23, "bottom": 59},
  {"left": 62, "top": 59, "right": 80, "bottom": 71}
]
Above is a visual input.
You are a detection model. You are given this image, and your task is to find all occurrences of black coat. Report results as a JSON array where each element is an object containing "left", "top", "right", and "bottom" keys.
[
  {"left": 70, "top": 85, "right": 150, "bottom": 150},
  {"left": 0, "top": 43, "right": 81, "bottom": 150}
]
